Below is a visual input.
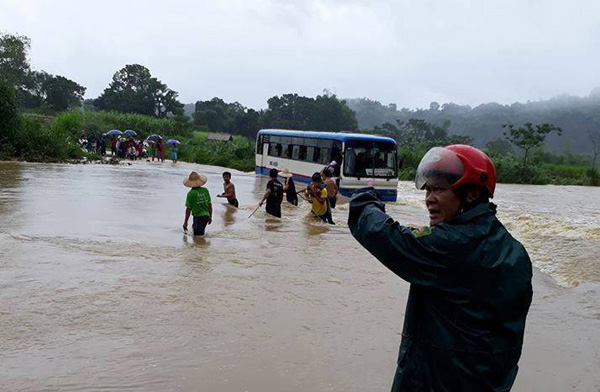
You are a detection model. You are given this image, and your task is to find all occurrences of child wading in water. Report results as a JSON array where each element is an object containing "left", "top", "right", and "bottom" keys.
[
  {"left": 306, "top": 172, "right": 334, "bottom": 225},
  {"left": 217, "top": 171, "right": 239, "bottom": 208},
  {"left": 183, "top": 172, "right": 212, "bottom": 236}
]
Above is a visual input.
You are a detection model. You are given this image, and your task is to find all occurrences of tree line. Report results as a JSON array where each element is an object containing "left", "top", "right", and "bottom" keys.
[
  {"left": 345, "top": 97, "right": 600, "bottom": 155},
  {"left": 1, "top": 31, "right": 598, "bottom": 185}
]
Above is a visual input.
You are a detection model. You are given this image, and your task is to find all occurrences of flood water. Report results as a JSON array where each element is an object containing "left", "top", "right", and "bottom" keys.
[{"left": 1, "top": 160, "right": 599, "bottom": 391}]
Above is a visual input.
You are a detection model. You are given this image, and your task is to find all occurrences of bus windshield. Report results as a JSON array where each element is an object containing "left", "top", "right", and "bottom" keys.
[{"left": 344, "top": 140, "right": 397, "bottom": 178}]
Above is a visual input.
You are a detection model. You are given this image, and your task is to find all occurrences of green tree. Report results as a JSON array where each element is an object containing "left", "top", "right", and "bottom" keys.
[
  {"left": 262, "top": 93, "right": 357, "bottom": 132},
  {"left": 502, "top": 123, "right": 562, "bottom": 166},
  {"left": 485, "top": 138, "right": 514, "bottom": 156},
  {"left": 43, "top": 74, "right": 86, "bottom": 112},
  {"left": 193, "top": 98, "right": 262, "bottom": 138},
  {"left": 0, "top": 81, "right": 21, "bottom": 149},
  {"left": 0, "top": 33, "right": 31, "bottom": 92},
  {"left": 95, "top": 64, "right": 182, "bottom": 117}
]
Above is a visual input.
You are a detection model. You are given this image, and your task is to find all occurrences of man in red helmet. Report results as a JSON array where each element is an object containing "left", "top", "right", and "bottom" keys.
[{"left": 348, "top": 145, "right": 532, "bottom": 392}]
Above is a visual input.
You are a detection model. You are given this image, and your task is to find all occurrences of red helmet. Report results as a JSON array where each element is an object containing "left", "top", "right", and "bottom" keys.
[{"left": 415, "top": 144, "right": 497, "bottom": 197}]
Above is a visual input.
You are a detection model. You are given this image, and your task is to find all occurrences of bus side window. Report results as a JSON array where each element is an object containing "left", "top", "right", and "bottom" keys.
[
  {"left": 306, "top": 146, "right": 315, "bottom": 162},
  {"left": 292, "top": 145, "right": 300, "bottom": 160},
  {"left": 319, "top": 148, "right": 331, "bottom": 165},
  {"left": 299, "top": 146, "right": 307, "bottom": 161},
  {"left": 269, "top": 143, "right": 282, "bottom": 157},
  {"left": 313, "top": 147, "right": 321, "bottom": 163},
  {"left": 284, "top": 144, "right": 293, "bottom": 159}
]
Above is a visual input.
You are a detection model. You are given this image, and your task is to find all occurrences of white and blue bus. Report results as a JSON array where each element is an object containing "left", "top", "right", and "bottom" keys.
[{"left": 255, "top": 129, "right": 398, "bottom": 201}]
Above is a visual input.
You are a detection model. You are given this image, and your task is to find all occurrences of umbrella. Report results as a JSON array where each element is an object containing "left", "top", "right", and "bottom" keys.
[
  {"left": 124, "top": 129, "right": 137, "bottom": 136},
  {"left": 166, "top": 139, "right": 181, "bottom": 145},
  {"left": 106, "top": 129, "right": 123, "bottom": 136},
  {"left": 146, "top": 134, "right": 163, "bottom": 142}
]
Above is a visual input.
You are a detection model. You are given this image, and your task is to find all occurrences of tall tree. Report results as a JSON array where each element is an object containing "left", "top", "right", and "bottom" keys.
[
  {"left": 502, "top": 123, "right": 562, "bottom": 166},
  {"left": 95, "top": 64, "right": 182, "bottom": 117},
  {"left": 0, "top": 81, "right": 21, "bottom": 149},
  {"left": 262, "top": 93, "right": 357, "bottom": 132},
  {"left": 43, "top": 74, "right": 86, "bottom": 112},
  {"left": 0, "top": 33, "right": 31, "bottom": 91}
]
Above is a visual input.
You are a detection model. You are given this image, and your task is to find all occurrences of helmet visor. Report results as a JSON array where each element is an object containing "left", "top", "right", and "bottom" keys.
[{"left": 415, "top": 147, "right": 465, "bottom": 190}]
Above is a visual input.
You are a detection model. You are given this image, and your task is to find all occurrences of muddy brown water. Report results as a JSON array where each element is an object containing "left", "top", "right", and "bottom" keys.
[{"left": 1, "top": 161, "right": 599, "bottom": 391}]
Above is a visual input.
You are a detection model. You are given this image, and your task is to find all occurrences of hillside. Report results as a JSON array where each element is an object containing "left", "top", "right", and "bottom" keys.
[{"left": 346, "top": 90, "right": 600, "bottom": 154}]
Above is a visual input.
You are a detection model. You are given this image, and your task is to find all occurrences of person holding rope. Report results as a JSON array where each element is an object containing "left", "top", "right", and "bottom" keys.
[
  {"left": 258, "top": 168, "right": 284, "bottom": 218},
  {"left": 306, "top": 172, "right": 334, "bottom": 225},
  {"left": 348, "top": 145, "right": 532, "bottom": 391}
]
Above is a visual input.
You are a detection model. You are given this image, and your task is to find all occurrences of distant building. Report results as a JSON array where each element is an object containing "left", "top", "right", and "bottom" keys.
[{"left": 207, "top": 133, "right": 233, "bottom": 142}]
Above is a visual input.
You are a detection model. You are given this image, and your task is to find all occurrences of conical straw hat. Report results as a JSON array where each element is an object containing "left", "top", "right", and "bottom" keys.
[
  {"left": 183, "top": 171, "right": 207, "bottom": 188},
  {"left": 279, "top": 168, "right": 293, "bottom": 178}
]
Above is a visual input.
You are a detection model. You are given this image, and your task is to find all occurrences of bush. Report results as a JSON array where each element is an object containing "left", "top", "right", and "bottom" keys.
[
  {"left": 50, "top": 110, "right": 195, "bottom": 141},
  {"left": 0, "top": 81, "right": 21, "bottom": 154},
  {"left": 10, "top": 116, "right": 83, "bottom": 161},
  {"left": 176, "top": 132, "right": 255, "bottom": 172}
]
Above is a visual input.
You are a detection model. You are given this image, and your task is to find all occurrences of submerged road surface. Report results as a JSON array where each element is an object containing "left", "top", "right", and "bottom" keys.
[{"left": 1, "top": 161, "right": 599, "bottom": 391}]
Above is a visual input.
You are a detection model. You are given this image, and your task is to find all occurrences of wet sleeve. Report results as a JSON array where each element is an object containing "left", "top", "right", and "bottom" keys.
[{"left": 348, "top": 188, "right": 456, "bottom": 289}]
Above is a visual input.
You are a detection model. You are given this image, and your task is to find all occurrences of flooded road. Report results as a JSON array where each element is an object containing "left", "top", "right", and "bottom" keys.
[{"left": 1, "top": 161, "right": 599, "bottom": 391}]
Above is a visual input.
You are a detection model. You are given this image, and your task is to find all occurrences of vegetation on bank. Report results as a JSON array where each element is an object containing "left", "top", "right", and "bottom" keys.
[
  {"left": 42, "top": 110, "right": 256, "bottom": 171},
  {"left": 2, "top": 31, "right": 599, "bottom": 184},
  {"left": 384, "top": 119, "right": 598, "bottom": 186}
]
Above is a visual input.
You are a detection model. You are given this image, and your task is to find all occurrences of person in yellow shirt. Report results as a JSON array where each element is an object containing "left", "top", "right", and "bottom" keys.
[{"left": 306, "top": 172, "right": 335, "bottom": 225}]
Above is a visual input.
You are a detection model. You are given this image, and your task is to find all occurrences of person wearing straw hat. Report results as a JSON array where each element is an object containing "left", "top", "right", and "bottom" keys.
[
  {"left": 280, "top": 168, "right": 298, "bottom": 206},
  {"left": 183, "top": 172, "right": 212, "bottom": 236}
]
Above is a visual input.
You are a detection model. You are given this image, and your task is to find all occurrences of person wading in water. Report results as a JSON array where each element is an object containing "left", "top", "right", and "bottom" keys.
[
  {"left": 348, "top": 145, "right": 532, "bottom": 391},
  {"left": 258, "top": 168, "right": 284, "bottom": 218},
  {"left": 322, "top": 168, "right": 338, "bottom": 209},
  {"left": 217, "top": 171, "right": 239, "bottom": 208},
  {"left": 280, "top": 168, "right": 298, "bottom": 206},
  {"left": 306, "top": 172, "right": 334, "bottom": 225},
  {"left": 182, "top": 172, "right": 212, "bottom": 236}
]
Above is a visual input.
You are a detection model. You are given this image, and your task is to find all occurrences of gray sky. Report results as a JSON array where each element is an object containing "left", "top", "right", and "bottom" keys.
[{"left": 2, "top": 0, "right": 599, "bottom": 109}]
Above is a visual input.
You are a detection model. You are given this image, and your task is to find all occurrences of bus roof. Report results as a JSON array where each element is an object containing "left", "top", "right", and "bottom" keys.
[{"left": 258, "top": 129, "right": 396, "bottom": 144}]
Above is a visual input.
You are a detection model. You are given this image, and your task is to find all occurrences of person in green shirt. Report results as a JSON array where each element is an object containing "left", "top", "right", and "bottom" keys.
[{"left": 183, "top": 171, "right": 212, "bottom": 236}]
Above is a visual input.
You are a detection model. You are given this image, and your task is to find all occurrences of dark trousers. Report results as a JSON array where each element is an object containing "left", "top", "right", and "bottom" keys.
[
  {"left": 317, "top": 209, "right": 335, "bottom": 225},
  {"left": 227, "top": 198, "right": 239, "bottom": 208},
  {"left": 192, "top": 216, "right": 210, "bottom": 236},
  {"left": 328, "top": 196, "right": 337, "bottom": 209},
  {"left": 266, "top": 203, "right": 281, "bottom": 218}
]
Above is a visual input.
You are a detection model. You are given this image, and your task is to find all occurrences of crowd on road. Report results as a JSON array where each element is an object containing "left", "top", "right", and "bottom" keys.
[{"left": 78, "top": 133, "right": 180, "bottom": 163}]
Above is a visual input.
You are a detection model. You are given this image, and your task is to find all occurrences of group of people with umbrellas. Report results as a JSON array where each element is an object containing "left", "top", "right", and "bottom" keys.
[{"left": 79, "top": 129, "right": 181, "bottom": 163}]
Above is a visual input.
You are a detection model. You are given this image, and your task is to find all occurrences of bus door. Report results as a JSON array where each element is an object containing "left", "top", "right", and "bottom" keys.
[{"left": 256, "top": 134, "right": 270, "bottom": 170}]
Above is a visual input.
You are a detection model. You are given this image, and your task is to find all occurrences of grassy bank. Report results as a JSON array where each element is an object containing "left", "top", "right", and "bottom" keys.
[{"left": 6, "top": 110, "right": 256, "bottom": 171}]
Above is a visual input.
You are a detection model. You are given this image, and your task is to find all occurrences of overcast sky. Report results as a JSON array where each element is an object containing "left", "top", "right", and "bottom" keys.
[{"left": 1, "top": 0, "right": 599, "bottom": 109}]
